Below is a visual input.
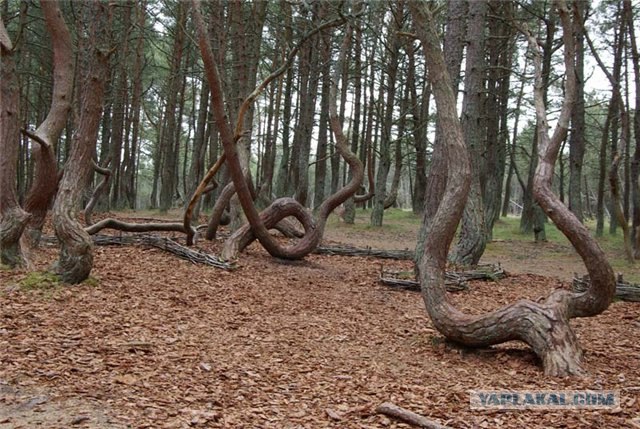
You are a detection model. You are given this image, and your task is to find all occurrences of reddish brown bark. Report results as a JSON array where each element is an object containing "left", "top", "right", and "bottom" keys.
[
  {"left": 52, "top": 0, "right": 110, "bottom": 283},
  {"left": 22, "top": 0, "right": 74, "bottom": 247},
  {"left": 0, "top": 19, "right": 30, "bottom": 267}
]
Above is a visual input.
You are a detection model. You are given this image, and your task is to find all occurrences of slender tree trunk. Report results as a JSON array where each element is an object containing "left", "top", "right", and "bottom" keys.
[
  {"left": 521, "top": 9, "right": 556, "bottom": 241},
  {"left": 187, "top": 80, "right": 210, "bottom": 219},
  {"left": 159, "top": 2, "right": 186, "bottom": 212},
  {"left": 596, "top": 99, "right": 613, "bottom": 236},
  {"left": 371, "top": 1, "right": 403, "bottom": 227},
  {"left": 568, "top": 0, "right": 587, "bottom": 222},
  {"left": 483, "top": 0, "right": 512, "bottom": 236},
  {"left": 313, "top": 27, "right": 332, "bottom": 210},
  {"left": 109, "top": 3, "right": 131, "bottom": 210},
  {"left": 406, "top": 41, "right": 430, "bottom": 215},
  {"left": 625, "top": 0, "right": 640, "bottom": 256},
  {"left": 122, "top": 0, "right": 145, "bottom": 209},
  {"left": 501, "top": 55, "right": 528, "bottom": 217},
  {"left": 343, "top": 16, "right": 362, "bottom": 223}
]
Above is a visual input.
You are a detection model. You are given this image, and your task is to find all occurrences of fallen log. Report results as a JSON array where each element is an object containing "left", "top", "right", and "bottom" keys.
[
  {"left": 42, "top": 234, "right": 235, "bottom": 270},
  {"left": 315, "top": 244, "right": 413, "bottom": 260},
  {"left": 375, "top": 402, "right": 452, "bottom": 429},
  {"left": 380, "top": 264, "right": 506, "bottom": 293},
  {"left": 573, "top": 273, "right": 640, "bottom": 302}
]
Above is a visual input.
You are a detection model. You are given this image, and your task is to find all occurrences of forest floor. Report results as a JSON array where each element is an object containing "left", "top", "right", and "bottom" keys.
[{"left": 2, "top": 210, "right": 640, "bottom": 429}]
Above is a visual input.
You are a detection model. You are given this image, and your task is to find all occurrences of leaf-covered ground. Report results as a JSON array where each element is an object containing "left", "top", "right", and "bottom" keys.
[{"left": 2, "top": 219, "right": 640, "bottom": 428}]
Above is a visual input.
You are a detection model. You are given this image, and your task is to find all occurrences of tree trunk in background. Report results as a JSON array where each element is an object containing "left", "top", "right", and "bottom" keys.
[
  {"left": 292, "top": 5, "right": 322, "bottom": 207},
  {"left": 52, "top": 0, "right": 110, "bottom": 283},
  {"left": 406, "top": 40, "right": 430, "bottom": 215},
  {"left": 274, "top": 2, "right": 294, "bottom": 199},
  {"left": 384, "top": 80, "right": 408, "bottom": 209},
  {"left": 501, "top": 56, "right": 528, "bottom": 218},
  {"left": 568, "top": 0, "right": 586, "bottom": 223},
  {"left": 596, "top": 107, "right": 611, "bottom": 236},
  {"left": 521, "top": 7, "right": 556, "bottom": 241},
  {"left": 451, "top": 0, "right": 488, "bottom": 266},
  {"left": 109, "top": 3, "right": 131, "bottom": 210},
  {"left": 625, "top": 0, "right": 640, "bottom": 256},
  {"left": 343, "top": 14, "right": 363, "bottom": 224},
  {"left": 187, "top": 80, "right": 210, "bottom": 219},
  {"left": 608, "top": 8, "right": 624, "bottom": 235},
  {"left": 227, "top": 0, "right": 267, "bottom": 231},
  {"left": 313, "top": 24, "right": 333, "bottom": 210},
  {"left": 0, "top": 19, "right": 30, "bottom": 267},
  {"left": 371, "top": 1, "right": 403, "bottom": 227},
  {"left": 122, "top": 0, "right": 145, "bottom": 209},
  {"left": 483, "top": 0, "right": 512, "bottom": 237},
  {"left": 159, "top": 1, "right": 186, "bottom": 212}
]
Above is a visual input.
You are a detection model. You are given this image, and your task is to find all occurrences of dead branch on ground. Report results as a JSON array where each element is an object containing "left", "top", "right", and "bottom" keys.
[
  {"left": 43, "top": 234, "right": 235, "bottom": 270},
  {"left": 375, "top": 402, "right": 452, "bottom": 429},
  {"left": 379, "top": 264, "right": 506, "bottom": 293},
  {"left": 573, "top": 273, "right": 640, "bottom": 302}
]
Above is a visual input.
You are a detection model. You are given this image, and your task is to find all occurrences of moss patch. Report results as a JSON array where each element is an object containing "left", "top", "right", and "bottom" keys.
[{"left": 18, "top": 271, "right": 63, "bottom": 290}]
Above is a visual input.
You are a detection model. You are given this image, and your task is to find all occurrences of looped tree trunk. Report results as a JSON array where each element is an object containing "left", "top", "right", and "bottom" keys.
[
  {"left": 409, "top": 0, "right": 615, "bottom": 377},
  {"left": 192, "top": 2, "right": 361, "bottom": 261}
]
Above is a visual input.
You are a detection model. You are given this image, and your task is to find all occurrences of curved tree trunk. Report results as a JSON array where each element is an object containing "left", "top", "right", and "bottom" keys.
[
  {"left": 415, "top": 0, "right": 466, "bottom": 271},
  {"left": 410, "top": 0, "right": 615, "bottom": 377},
  {"left": 0, "top": 20, "right": 30, "bottom": 267},
  {"left": 20, "top": 0, "right": 74, "bottom": 247},
  {"left": 52, "top": 0, "right": 110, "bottom": 284}
]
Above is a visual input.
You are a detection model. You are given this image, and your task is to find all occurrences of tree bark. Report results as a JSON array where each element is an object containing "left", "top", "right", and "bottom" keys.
[
  {"left": 568, "top": 0, "right": 587, "bottom": 222},
  {"left": 52, "top": 0, "right": 110, "bottom": 284},
  {"left": 624, "top": 0, "right": 640, "bottom": 257},
  {"left": 21, "top": 0, "right": 74, "bottom": 247},
  {"left": 371, "top": 1, "right": 403, "bottom": 227},
  {"left": 415, "top": 0, "right": 466, "bottom": 269},
  {"left": 520, "top": 6, "right": 556, "bottom": 241},
  {"left": 0, "top": 19, "right": 30, "bottom": 267},
  {"left": 159, "top": 2, "right": 186, "bottom": 212},
  {"left": 451, "top": 0, "right": 489, "bottom": 266}
]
